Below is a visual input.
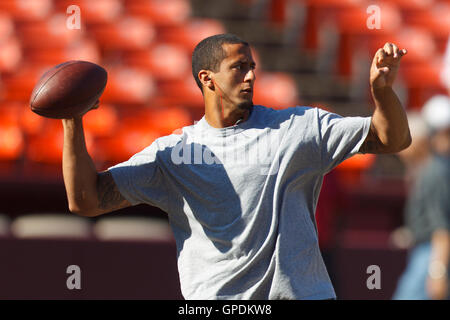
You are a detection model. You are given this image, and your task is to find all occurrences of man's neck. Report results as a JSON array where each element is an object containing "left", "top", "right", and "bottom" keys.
[{"left": 205, "top": 105, "right": 252, "bottom": 128}]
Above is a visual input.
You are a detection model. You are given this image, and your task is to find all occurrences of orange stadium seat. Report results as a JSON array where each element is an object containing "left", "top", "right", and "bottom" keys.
[
  {"left": 122, "top": 43, "right": 191, "bottom": 81},
  {"left": 102, "top": 66, "right": 156, "bottom": 104},
  {"left": 370, "top": 27, "right": 437, "bottom": 67},
  {"left": 124, "top": 0, "right": 191, "bottom": 27},
  {"left": 300, "top": 0, "right": 367, "bottom": 51},
  {"left": 253, "top": 72, "right": 300, "bottom": 109},
  {"left": 2, "top": 64, "right": 50, "bottom": 101},
  {"left": 0, "top": 103, "right": 24, "bottom": 161},
  {"left": 18, "top": 103, "right": 45, "bottom": 136},
  {"left": 0, "top": 13, "right": 14, "bottom": 42},
  {"left": 0, "top": 36, "right": 22, "bottom": 73},
  {"left": 368, "top": 26, "right": 445, "bottom": 108},
  {"left": 15, "top": 14, "right": 85, "bottom": 49},
  {"left": 155, "top": 78, "right": 204, "bottom": 109},
  {"left": 375, "top": 0, "right": 446, "bottom": 52},
  {"left": 26, "top": 120, "right": 95, "bottom": 164},
  {"left": 377, "top": 0, "right": 434, "bottom": 16},
  {"left": 23, "top": 39, "right": 101, "bottom": 65},
  {"left": 26, "top": 120, "right": 64, "bottom": 164},
  {"left": 83, "top": 103, "right": 119, "bottom": 137},
  {"left": 143, "top": 106, "right": 193, "bottom": 136},
  {"left": 333, "top": 2, "right": 402, "bottom": 78},
  {"left": 403, "top": 2, "right": 450, "bottom": 54},
  {"left": 400, "top": 61, "right": 448, "bottom": 109},
  {"left": 0, "top": 102, "right": 45, "bottom": 137},
  {"left": 94, "top": 122, "right": 161, "bottom": 163},
  {"left": 157, "top": 18, "right": 226, "bottom": 52},
  {"left": 0, "top": 0, "right": 52, "bottom": 21},
  {"left": 0, "top": 123, "right": 24, "bottom": 161},
  {"left": 268, "top": 0, "right": 288, "bottom": 26},
  {"left": 336, "top": 153, "right": 376, "bottom": 186},
  {"left": 93, "top": 106, "right": 192, "bottom": 163},
  {"left": 244, "top": 0, "right": 303, "bottom": 27},
  {"left": 89, "top": 16, "right": 156, "bottom": 50},
  {"left": 0, "top": 101, "right": 23, "bottom": 126},
  {"left": 54, "top": 0, "right": 124, "bottom": 24}
]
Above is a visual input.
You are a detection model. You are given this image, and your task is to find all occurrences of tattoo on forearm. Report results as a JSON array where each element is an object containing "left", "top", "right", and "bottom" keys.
[
  {"left": 97, "top": 171, "right": 128, "bottom": 210},
  {"left": 359, "top": 121, "right": 385, "bottom": 154}
]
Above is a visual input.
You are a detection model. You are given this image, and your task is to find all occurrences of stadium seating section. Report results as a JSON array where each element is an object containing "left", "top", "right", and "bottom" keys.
[{"left": 0, "top": 0, "right": 446, "bottom": 168}]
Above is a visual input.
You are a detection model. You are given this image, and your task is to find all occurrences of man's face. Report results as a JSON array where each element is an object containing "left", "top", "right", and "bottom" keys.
[{"left": 212, "top": 43, "right": 256, "bottom": 110}]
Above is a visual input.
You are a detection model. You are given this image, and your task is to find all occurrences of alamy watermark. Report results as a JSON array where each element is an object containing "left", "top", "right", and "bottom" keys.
[
  {"left": 66, "top": 5, "right": 81, "bottom": 30},
  {"left": 66, "top": 264, "right": 81, "bottom": 290},
  {"left": 366, "top": 265, "right": 381, "bottom": 290},
  {"left": 366, "top": 5, "right": 381, "bottom": 30}
]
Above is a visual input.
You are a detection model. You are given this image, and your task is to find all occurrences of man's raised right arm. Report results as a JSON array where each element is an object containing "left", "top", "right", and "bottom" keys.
[{"left": 62, "top": 116, "right": 131, "bottom": 217}]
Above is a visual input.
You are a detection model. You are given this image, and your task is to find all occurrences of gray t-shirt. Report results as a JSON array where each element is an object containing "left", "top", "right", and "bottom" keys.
[{"left": 108, "top": 105, "right": 371, "bottom": 299}]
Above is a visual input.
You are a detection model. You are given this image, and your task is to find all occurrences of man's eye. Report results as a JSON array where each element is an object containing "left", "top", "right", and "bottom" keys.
[{"left": 234, "top": 65, "right": 241, "bottom": 70}]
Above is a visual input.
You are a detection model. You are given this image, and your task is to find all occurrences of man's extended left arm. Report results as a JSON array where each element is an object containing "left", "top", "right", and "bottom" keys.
[{"left": 360, "top": 42, "right": 412, "bottom": 154}]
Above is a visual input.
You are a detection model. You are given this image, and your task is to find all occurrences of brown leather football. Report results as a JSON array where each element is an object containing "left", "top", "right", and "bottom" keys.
[{"left": 30, "top": 61, "right": 107, "bottom": 119}]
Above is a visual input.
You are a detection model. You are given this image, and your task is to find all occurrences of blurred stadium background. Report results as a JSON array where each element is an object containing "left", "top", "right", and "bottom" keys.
[{"left": 0, "top": 0, "right": 448, "bottom": 299}]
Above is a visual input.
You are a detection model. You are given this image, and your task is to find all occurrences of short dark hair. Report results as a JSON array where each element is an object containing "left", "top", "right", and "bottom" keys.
[{"left": 192, "top": 34, "right": 249, "bottom": 92}]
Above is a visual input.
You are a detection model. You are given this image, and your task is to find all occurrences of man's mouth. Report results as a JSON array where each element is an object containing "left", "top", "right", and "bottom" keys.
[{"left": 241, "top": 88, "right": 253, "bottom": 93}]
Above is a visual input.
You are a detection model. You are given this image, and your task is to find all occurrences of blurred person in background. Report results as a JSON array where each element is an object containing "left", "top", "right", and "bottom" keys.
[{"left": 393, "top": 95, "right": 450, "bottom": 300}]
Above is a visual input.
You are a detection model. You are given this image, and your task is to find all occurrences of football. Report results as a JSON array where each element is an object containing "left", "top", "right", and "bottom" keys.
[{"left": 30, "top": 61, "right": 108, "bottom": 119}]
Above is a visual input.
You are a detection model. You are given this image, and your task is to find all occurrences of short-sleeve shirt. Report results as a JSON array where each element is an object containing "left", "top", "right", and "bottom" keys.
[{"left": 108, "top": 105, "right": 371, "bottom": 299}]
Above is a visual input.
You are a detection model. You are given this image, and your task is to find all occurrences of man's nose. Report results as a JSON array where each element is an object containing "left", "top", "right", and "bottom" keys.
[{"left": 244, "top": 69, "right": 256, "bottom": 82}]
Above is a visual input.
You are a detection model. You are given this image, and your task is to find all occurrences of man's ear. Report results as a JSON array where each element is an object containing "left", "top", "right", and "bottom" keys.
[{"left": 198, "top": 70, "right": 214, "bottom": 90}]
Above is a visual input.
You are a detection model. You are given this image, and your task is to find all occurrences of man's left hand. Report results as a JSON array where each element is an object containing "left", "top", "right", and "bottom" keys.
[{"left": 370, "top": 42, "right": 407, "bottom": 89}]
